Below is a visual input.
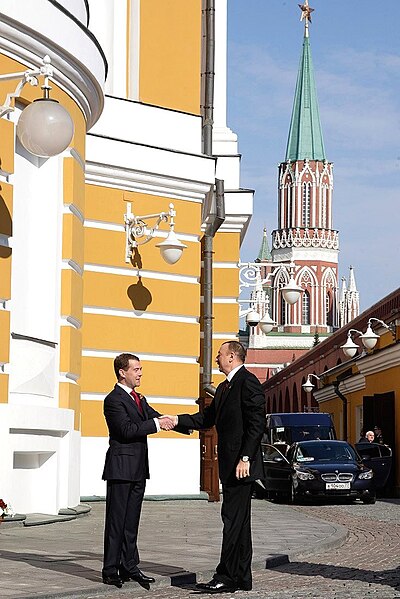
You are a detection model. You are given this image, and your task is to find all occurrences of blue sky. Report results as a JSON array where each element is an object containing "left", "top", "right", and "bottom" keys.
[{"left": 227, "top": 0, "right": 399, "bottom": 311}]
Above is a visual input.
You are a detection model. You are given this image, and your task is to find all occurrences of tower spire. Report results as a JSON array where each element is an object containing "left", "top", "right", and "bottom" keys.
[
  {"left": 257, "top": 227, "right": 272, "bottom": 262},
  {"left": 285, "top": 2, "right": 325, "bottom": 161}
]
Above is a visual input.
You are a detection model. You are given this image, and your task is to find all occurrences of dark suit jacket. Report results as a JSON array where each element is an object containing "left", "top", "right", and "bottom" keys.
[
  {"left": 178, "top": 366, "right": 265, "bottom": 484},
  {"left": 102, "top": 384, "right": 161, "bottom": 482}
]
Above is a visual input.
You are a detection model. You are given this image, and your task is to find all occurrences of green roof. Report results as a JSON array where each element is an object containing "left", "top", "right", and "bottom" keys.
[
  {"left": 285, "top": 33, "right": 326, "bottom": 161},
  {"left": 257, "top": 228, "right": 272, "bottom": 261}
]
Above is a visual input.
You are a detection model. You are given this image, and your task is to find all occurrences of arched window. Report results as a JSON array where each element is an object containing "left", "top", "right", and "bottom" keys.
[
  {"left": 321, "top": 185, "right": 328, "bottom": 228},
  {"left": 280, "top": 292, "right": 286, "bottom": 326},
  {"left": 302, "top": 183, "right": 311, "bottom": 227},
  {"left": 287, "top": 185, "right": 293, "bottom": 228},
  {"left": 326, "top": 291, "right": 333, "bottom": 326},
  {"left": 302, "top": 289, "right": 310, "bottom": 325}
]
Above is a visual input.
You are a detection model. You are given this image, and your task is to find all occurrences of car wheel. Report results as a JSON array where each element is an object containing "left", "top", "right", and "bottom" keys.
[{"left": 362, "top": 495, "right": 376, "bottom": 505}]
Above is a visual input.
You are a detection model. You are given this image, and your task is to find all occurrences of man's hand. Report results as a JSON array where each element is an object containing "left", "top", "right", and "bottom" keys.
[
  {"left": 236, "top": 459, "right": 250, "bottom": 480},
  {"left": 158, "top": 415, "right": 178, "bottom": 431}
]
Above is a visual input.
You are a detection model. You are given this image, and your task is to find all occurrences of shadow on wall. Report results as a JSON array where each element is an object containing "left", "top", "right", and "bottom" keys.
[
  {"left": 0, "top": 186, "right": 12, "bottom": 259},
  {"left": 127, "top": 277, "right": 152, "bottom": 311}
]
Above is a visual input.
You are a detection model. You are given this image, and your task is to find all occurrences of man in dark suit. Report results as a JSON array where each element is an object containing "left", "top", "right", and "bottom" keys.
[
  {"left": 102, "top": 352, "right": 175, "bottom": 588},
  {"left": 173, "top": 341, "right": 265, "bottom": 593}
]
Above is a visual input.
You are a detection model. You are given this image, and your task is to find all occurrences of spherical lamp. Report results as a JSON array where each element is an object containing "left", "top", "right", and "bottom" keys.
[
  {"left": 17, "top": 98, "right": 74, "bottom": 157},
  {"left": 259, "top": 312, "right": 275, "bottom": 334},
  {"left": 360, "top": 325, "right": 380, "bottom": 350},
  {"left": 302, "top": 376, "right": 314, "bottom": 394},
  {"left": 340, "top": 334, "right": 359, "bottom": 358},
  {"left": 281, "top": 276, "right": 303, "bottom": 305},
  {"left": 156, "top": 229, "right": 187, "bottom": 265}
]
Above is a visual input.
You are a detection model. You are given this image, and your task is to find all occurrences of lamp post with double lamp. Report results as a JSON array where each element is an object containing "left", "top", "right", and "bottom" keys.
[
  {"left": 238, "top": 261, "right": 303, "bottom": 345},
  {"left": 0, "top": 55, "right": 74, "bottom": 157},
  {"left": 340, "top": 317, "right": 397, "bottom": 358}
]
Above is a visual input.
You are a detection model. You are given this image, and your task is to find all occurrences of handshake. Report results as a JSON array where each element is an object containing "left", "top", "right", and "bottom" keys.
[{"left": 158, "top": 415, "right": 178, "bottom": 431}]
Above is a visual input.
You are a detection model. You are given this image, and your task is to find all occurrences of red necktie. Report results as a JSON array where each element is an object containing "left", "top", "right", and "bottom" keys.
[{"left": 130, "top": 390, "right": 143, "bottom": 415}]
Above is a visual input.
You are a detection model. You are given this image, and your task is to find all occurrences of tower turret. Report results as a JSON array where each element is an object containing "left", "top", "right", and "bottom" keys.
[{"left": 271, "top": 1, "right": 339, "bottom": 333}]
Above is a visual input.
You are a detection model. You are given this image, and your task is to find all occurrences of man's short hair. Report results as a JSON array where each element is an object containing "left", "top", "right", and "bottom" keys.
[
  {"left": 221, "top": 341, "right": 246, "bottom": 363},
  {"left": 114, "top": 353, "right": 140, "bottom": 379}
]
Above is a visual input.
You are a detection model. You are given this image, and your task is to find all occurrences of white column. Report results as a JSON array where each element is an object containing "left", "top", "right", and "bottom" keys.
[
  {"left": 212, "top": 0, "right": 238, "bottom": 154},
  {"left": 89, "top": 0, "right": 128, "bottom": 97}
]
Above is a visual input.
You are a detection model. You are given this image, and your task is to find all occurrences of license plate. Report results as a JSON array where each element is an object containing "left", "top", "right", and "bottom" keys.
[{"left": 326, "top": 482, "right": 350, "bottom": 490}]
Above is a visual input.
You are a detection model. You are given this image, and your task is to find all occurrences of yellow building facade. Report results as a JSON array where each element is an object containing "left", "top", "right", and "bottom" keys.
[{"left": 0, "top": 0, "right": 253, "bottom": 512}]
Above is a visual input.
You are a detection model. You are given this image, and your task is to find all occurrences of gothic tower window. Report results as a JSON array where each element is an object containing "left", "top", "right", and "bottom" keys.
[
  {"left": 280, "top": 292, "right": 286, "bottom": 326},
  {"left": 302, "top": 182, "right": 311, "bottom": 227},
  {"left": 326, "top": 291, "right": 333, "bottom": 326},
  {"left": 321, "top": 185, "right": 328, "bottom": 229},
  {"left": 302, "top": 289, "right": 310, "bottom": 325},
  {"left": 287, "top": 184, "right": 293, "bottom": 228}
]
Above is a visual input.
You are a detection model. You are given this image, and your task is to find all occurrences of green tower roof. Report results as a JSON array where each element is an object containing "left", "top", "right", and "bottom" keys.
[
  {"left": 285, "top": 31, "right": 326, "bottom": 162},
  {"left": 257, "top": 228, "right": 271, "bottom": 261}
]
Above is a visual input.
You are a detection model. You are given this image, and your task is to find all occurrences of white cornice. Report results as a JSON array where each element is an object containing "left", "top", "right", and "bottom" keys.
[
  {"left": 85, "top": 135, "right": 215, "bottom": 202},
  {"left": 0, "top": 2, "right": 105, "bottom": 128},
  {"left": 85, "top": 163, "right": 212, "bottom": 202},
  {"left": 337, "top": 373, "right": 366, "bottom": 394},
  {"left": 314, "top": 373, "right": 366, "bottom": 404},
  {"left": 357, "top": 343, "right": 400, "bottom": 377}
]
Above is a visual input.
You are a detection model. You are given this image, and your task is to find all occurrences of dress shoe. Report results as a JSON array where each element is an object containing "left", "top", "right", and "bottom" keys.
[
  {"left": 120, "top": 568, "right": 155, "bottom": 584},
  {"left": 102, "top": 574, "right": 123, "bottom": 588},
  {"left": 196, "top": 578, "right": 237, "bottom": 593}
]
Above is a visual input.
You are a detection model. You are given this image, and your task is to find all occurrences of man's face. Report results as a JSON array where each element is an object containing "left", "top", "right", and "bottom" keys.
[
  {"left": 120, "top": 359, "right": 142, "bottom": 389},
  {"left": 215, "top": 344, "right": 233, "bottom": 376}
]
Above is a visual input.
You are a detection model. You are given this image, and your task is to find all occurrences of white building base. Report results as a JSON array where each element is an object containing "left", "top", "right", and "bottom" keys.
[{"left": 0, "top": 404, "right": 80, "bottom": 515}]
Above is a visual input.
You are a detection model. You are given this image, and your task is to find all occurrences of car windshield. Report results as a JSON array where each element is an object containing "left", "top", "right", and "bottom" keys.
[
  {"left": 271, "top": 426, "right": 334, "bottom": 444},
  {"left": 295, "top": 442, "right": 357, "bottom": 463}
]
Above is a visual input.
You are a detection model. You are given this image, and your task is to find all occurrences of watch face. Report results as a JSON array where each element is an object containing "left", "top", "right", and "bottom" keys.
[{"left": 242, "top": 456, "right": 249, "bottom": 462}]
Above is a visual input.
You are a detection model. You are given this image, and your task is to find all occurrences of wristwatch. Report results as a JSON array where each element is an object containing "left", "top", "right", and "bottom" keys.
[{"left": 241, "top": 456, "right": 250, "bottom": 462}]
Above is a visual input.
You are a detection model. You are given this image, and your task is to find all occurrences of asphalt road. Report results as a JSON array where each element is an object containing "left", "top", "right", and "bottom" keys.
[{"left": 81, "top": 498, "right": 400, "bottom": 599}]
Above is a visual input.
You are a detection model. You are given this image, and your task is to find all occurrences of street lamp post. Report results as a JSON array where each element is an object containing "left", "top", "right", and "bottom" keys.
[
  {"left": 238, "top": 260, "right": 302, "bottom": 346},
  {"left": 341, "top": 317, "right": 396, "bottom": 358}
]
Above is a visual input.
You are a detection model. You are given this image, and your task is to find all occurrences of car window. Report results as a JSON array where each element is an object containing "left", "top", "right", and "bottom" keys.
[
  {"left": 262, "top": 444, "right": 287, "bottom": 462},
  {"left": 295, "top": 442, "right": 356, "bottom": 462},
  {"left": 356, "top": 445, "right": 381, "bottom": 459}
]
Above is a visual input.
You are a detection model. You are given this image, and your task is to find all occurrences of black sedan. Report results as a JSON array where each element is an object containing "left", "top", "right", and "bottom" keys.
[{"left": 258, "top": 440, "right": 376, "bottom": 504}]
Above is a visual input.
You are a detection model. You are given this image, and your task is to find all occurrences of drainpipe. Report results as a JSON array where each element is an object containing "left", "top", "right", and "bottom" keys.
[
  {"left": 333, "top": 382, "right": 348, "bottom": 442},
  {"left": 203, "top": 179, "right": 225, "bottom": 397},
  {"left": 201, "top": 0, "right": 225, "bottom": 397},
  {"left": 203, "top": 0, "right": 215, "bottom": 156}
]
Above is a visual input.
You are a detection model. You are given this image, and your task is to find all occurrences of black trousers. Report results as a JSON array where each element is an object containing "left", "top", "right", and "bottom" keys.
[
  {"left": 215, "top": 481, "right": 254, "bottom": 589},
  {"left": 102, "top": 479, "right": 146, "bottom": 577}
]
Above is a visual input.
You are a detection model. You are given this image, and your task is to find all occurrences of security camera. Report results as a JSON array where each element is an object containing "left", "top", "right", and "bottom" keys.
[{"left": 246, "top": 311, "right": 261, "bottom": 327}]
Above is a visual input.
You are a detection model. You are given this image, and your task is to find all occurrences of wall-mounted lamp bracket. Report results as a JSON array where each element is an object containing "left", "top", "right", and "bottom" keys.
[
  {"left": 124, "top": 202, "right": 186, "bottom": 265},
  {"left": 0, "top": 55, "right": 53, "bottom": 118}
]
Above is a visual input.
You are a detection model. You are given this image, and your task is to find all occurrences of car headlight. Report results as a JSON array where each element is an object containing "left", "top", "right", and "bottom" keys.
[
  {"left": 296, "top": 471, "right": 315, "bottom": 481},
  {"left": 359, "top": 470, "right": 373, "bottom": 480}
]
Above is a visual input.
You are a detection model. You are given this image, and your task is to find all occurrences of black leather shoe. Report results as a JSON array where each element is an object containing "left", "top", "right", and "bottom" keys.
[
  {"left": 196, "top": 578, "right": 237, "bottom": 593},
  {"left": 102, "top": 574, "right": 123, "bottom": 588},
  {"left": 120, "top": 569, "right": 155, "bottom": 584}
]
